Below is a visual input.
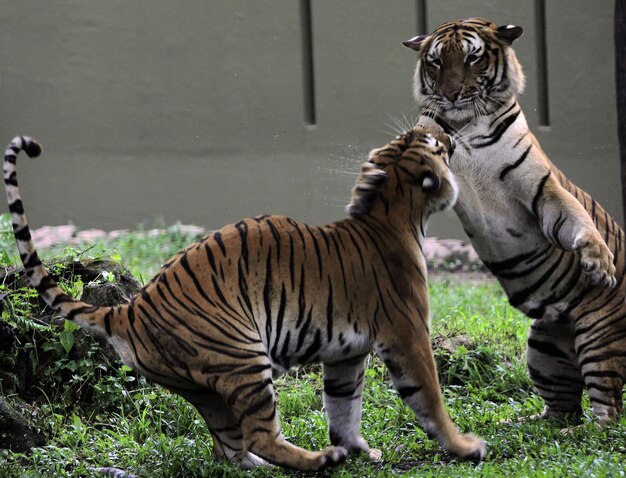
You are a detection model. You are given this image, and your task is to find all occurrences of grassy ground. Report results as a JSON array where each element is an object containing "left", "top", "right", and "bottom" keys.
[{"left": 0, "top": 220, "right": 625, "bottom": 477}]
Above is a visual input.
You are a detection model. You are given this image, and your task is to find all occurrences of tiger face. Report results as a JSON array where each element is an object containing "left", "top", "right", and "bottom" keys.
[
  {"left": 403, "top": 18, "right": 525, "bottom": 122},
  {"left": 347, "top": 126, "right": 458, "bottom": 218}
]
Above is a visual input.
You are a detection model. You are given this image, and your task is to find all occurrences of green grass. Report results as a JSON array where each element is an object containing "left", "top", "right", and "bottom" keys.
[{"left": 0, "top": 219, "right": 625, "bottom": 477}]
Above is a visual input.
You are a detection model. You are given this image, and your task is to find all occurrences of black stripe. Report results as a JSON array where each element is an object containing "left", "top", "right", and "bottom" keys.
[
  {"left": 328, "top": 231, "right": 350, "bottom": 297},
  {"left": 280, "top": 330, "right": 291, "bottom": 359},
  {"left": 397, "top": 385, "right": 423, "bottom": 399},
  {"left": 336, "top": 222, "right": 366, "bottom": 272},
  {"left": 583, "top": 370, "right": 623, "bottom": 379},
  {"left": 236, "top": 260, "right": 254, "bottom": 320},
  {"left": 263, "top": 246, "right": 273, "bottom": 340},
  {"left": 288, "top": 234, "right": 295, "bottom": 291},
  {"left": 125, "top": 334, "right": 172, "bottom": 381},
  {"left": 34, "top": 275, "right": 57, "bottom": 294},
  {"left": 317, "top": 226, "right": 332, "bottom": 255},
  {"left": 531, "top": 171, "right": 552, "bottom": 218},
  {"left": 270, "top": 284, "right": 287, "bottom": 364},
  {"left": 210, "top": 272, "right": 248, "bottom": 325},
  {"left": 326, "top": 279, "right": 333, "bottom": 342},
  {"left": 296, "top": 308, "right": 313, "bottom": 351},
  {"left": 235, "top": 221, "right": 250, "bottom": 273},
  {"left": 305, "top": 225, "right": 324, "bottom": 281},
  {"left": 241, "top": 391, "right": 274, "bottom": 419},
  {"left": 65, "top": 304, "right": 97, "bottom": 320},
  {"left": 179, "top": 253, "right": 216, "bottom": 308},
  {"left": 213, "top": 231, "right": 227, "bottom": 255},
  {"left": 295, "top": 263, "right": 307, "bottom": 328},
  {"left": 8, "top": 199, "right": 24, "bottom": 214},
  {"left": 420, "top": 110, "right": 455, "bottom": 135},
  {"left": 266, "top": 219, "right": 282, "bottom": 262},
  {"left": 505, "top": 228, "right": 523, "bottom": 238},
  {"left": 473, "top": 108, "right": 521, "bottom": 148},
  {"left": 127, "top": 304, "right": 135, "bottom": 325},
  {"left": 204, "top": 243, "right": 217, "bottom": 271},
  {"left": 324, "top": 382, "right": 359, "bottom": 398},
  {"left": 492, "top": 246, "right": 552, "bottom": 280},
  {"left": 22, "top": 251, "right": 42, "bottom": 269},
  {"left": 4, "top": 172, "right": 17, "bottom": 186},
  {"left": 137, "top": 305, "right": 196, "bottom": 372},
  {"left": 499, "top": 145, "right": 532, "bottom": 180},
  {"left": 508, "top": 250, "right": 565, "bottom": 307},
  {"left": 51, "top": 293, "right": 75, "bottom": 307},
  {"left": 489, "top": 101, "right": 516, "bottom": 127},
  {"left": 549, "top": 212, "right": 567, "bottom": 248},
  {"left": 298, "top": 328, "right": 322, "bottom": 364},
  {"left": 229, "top": 378, "right": 273, "bottom": 406},
  {"left": 13, "top": 225, "right": 31, "bottom": 242},
  {"left": 480, "top": 249, "right": 538, "bottom": 273},
  {"left": 104, "top": 308, "right": 113, "bottom": 336},
  {"left": 527, "top": 338, "right": 571, "bottom": 360}
]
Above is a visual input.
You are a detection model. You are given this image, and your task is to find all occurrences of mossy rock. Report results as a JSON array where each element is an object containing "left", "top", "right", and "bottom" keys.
[
  {"left": 0, "top": 259, "right": 142, "bottom": 451},
  {"left": 0, "top": 398, "right": 45, "bottom": 452}
]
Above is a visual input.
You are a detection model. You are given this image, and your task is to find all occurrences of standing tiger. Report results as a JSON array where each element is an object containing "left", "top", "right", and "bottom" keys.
[
  {"left": 403, "top": 17, "right": 624, "bottom": 423},
  {"left": 3, "top": 128, "right": 486, "bottom": 471}
]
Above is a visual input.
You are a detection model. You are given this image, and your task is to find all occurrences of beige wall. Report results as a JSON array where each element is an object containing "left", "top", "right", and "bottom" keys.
[{"left": 0, "top": 1, "right": 619, "bottom": 239}]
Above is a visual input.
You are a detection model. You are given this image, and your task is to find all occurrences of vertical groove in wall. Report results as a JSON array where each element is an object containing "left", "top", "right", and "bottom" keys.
[
  {"left": 535, "top": 0, "right": 550, "bottom": 127},
  {"left": 300, "top": 0, "right": 316, "bottom": 126},
  {"left": 416, "top": 0, "right": 427, "bottom": 35}
]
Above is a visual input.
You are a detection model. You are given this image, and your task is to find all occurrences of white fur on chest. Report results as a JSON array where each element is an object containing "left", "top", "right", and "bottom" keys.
[{"left": 445, "top": 114, "right": 544, "bottom": 258}]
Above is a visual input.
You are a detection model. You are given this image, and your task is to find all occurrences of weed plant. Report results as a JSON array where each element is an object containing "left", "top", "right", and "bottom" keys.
[{"left": 0, "top": 217, "right": 624, "bottom": 477}]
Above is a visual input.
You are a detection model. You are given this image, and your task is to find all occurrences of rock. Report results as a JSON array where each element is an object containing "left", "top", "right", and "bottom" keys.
[
  {"left": 0, "top": 398, "right": 45, "bottom": 452},
  {"left": 0, "top": 255, "right": 145, "bottom": 453},
  {"left": 423, "top": 237, "right": 484, "bottom": 271},
  {"left": 30, "top": 224, "right": 77, "bottom": 249}
]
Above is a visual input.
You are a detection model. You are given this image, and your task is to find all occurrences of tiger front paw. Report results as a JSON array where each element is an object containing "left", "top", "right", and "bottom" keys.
[
  {"left": 444, "top": 432, "right": 487, "bottom": 462},
  {"left": 316, "top": 446, "right": 349, "bottom": 470},
  {"left": 331, "top": 434, "right": 382, "bottom": 462},
  {"left": 574, "top": 232, "right": 617, "bottom": 288}
]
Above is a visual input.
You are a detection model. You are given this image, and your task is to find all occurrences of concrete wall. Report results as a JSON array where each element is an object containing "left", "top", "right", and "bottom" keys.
[{"left": 0, "top": 1, "right": 619, "bottom": 239}]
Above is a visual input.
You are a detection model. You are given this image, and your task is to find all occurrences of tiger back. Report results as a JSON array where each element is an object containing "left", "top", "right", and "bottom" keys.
[
  {"left": 3, "top": 127, "right": 485, "bottom": 471},
  {"left": 404, "top": 17, "right": 625, "bottom": 423}
]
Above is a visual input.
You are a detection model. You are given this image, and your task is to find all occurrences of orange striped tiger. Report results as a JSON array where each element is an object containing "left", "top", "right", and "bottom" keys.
[
  {"left": 404, "top": 17, "right": 624, "bottom": 423},
  {"left": 3, "top": 128, "right": 486, "bottom": 471}
]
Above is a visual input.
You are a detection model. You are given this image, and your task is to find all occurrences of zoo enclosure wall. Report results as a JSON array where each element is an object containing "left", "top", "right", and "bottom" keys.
[{"left": 0, "top": 0, "right": 619, "bottom": 240}]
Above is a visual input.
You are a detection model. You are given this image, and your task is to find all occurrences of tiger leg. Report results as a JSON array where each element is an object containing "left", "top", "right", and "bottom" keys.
[
  {"left": 526, "top": 317, "right": 584, "bottom": 419},
  {"left": 576, "top": 325, "right": 625, "bottom": 423},
  {"left": 375, "top": 337, "right": 486, "bottom": 461},
  {"left": 583, "top": 366, "right": 624, "bottom": 424},
  {"left": 323, "top": 355, "right": 382, "bottom": 461},
  {"left": 535, "top": 178, "right": 616, "bottom": 287},
  {"left": 183, "top": 390, "right": 269, "bottom": 469},
  {"left": 216, "top": 360, "right": 348, "bottom": 471}
]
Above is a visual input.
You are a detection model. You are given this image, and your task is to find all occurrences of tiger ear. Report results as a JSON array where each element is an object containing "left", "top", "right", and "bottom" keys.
[
  {"left": 402, "top": 35, "right": 428, "bottom": 52},
  {"left": 495, "top": 24, "right": 524, "bottom": 45}
]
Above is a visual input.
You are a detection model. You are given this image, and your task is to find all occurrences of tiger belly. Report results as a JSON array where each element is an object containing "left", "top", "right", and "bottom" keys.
[
  {"left": 452, "top": 178, "right": 583, "bottom": 317},
  {"left": 267, "top": 324, "right": 374, "bottom": 378}
]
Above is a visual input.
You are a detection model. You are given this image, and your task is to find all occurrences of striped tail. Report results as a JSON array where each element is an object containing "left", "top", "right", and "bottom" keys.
[{"left": 3, "top": 136, "right": 116, "bottom": 333}]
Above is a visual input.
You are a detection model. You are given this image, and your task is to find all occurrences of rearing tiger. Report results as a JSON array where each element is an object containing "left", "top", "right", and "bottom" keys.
[
  {"left": 404, "top": 17, "right": 625, "bottom": 423},
  {"left": 3, "top": 127, "right": 486, "bottom": 471}
]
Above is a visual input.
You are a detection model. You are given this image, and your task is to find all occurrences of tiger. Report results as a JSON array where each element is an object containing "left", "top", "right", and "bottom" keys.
[
  {"left": 3, "top": 128, "right": 486, "bottom": 471},
  {"left": 403, "top": 17, "right": 625, "bottom": 424}
]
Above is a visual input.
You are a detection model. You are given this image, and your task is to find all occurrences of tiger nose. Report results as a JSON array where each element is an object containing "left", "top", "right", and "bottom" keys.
[{"left": 443, "top": 86, "right": 462, "bottom": 102}]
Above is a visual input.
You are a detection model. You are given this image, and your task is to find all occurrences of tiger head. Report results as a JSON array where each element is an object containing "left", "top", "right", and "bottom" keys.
[
  {"left": 403, "top": 18, "right": 525, "bottom": 122},
  {"left": 346, "top": 126, "right": 458, "bottom": 221}
]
